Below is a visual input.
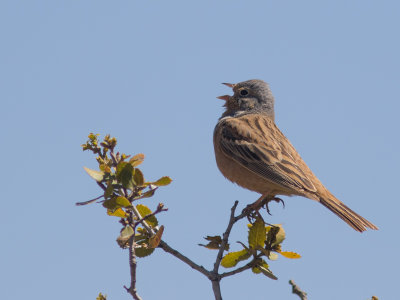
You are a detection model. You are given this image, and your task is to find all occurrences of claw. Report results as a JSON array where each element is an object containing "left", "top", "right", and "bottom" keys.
[
  {"left": 242, "top": 196, "right": 285, "bottom": 218},
  {"left": 264, "top": 197, "right": 285, "bottom": 215}
]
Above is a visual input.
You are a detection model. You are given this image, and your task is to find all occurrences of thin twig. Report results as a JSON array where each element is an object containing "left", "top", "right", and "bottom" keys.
[
  {"left": 209, "top": 201, "right": 251, "bottom": 300},
  {"left": 220, "top": 262, "right": 254, "bottom": 278},
  {"left": 96, "top": 181, "right": 107, "bottom": 191},
  {"left": 289, "top": 280, "right": 308, "bottom": 300},
  {"left": 133, "top": 205, "right": 168, "bottom": 230},
  {"left": 130, "top": 204, "right": 155, "bottom": 235},
  {"left": 109, "top": 150, "right": 119, "bottom": 166},
  {"left": 75, "top": 195, "right": 103, "bottom": 206},
  {"left": 213, "top": 201, "right": 239, "bottom": 274},
  {"left": 158, "top": 240, "right": 211, "bottom": 278},
  {"left": 124, "top": 237, "right": 143, "bottom": 300}
]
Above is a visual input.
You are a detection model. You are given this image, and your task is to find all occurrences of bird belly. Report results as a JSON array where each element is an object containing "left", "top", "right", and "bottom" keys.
[{"left": 214, "top": 143, "right": 296, "bottom": 197}]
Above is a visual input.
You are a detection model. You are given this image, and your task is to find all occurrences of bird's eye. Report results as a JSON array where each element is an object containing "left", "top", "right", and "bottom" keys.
[{"left": 240, "top": 89, "right": 248, "bottom": 96}]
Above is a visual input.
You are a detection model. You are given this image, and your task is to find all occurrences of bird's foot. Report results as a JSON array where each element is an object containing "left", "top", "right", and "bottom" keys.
[
  {"left": 242, "top": 196, "right": 265, "bottom": 215},
  {"left": 242, "top": 196, "right": 285, "bottom": 221},
  {"left": 263, "top": 197, "right": 285, "bottom": 215}
]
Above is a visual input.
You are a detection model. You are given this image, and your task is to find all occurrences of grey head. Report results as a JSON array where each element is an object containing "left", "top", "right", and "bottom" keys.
[{"left": 217, "top": 79, "right": 275, "bottom": 120}]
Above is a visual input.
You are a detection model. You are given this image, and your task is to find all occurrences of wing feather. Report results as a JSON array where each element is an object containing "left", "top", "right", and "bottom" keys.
[{"left": 218, "top": 115, "right": 317, "bottom": 193}]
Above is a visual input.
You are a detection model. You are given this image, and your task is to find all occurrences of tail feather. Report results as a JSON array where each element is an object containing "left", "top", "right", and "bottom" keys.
[{"left": 319, "top": 194, "right": 378, "bottom": 232}]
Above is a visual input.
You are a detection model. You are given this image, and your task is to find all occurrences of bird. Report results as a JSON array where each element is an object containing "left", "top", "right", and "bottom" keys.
[{"left": 213, "top": 79, "right": 378, "bottom": 232}]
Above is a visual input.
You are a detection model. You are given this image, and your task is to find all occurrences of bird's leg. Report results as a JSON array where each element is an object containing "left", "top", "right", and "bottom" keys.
[
  {"left": 242, "top": 194, "right": 265, "bottom": 212},
  {"left": 243, "top": 195, "right": 285, "bottom": 219},
  {"left": 241, "top": 194, "right": 263, "bottom": 222},
  {"left": 243, "top": 194, "right": 272, "bottom": 221}
]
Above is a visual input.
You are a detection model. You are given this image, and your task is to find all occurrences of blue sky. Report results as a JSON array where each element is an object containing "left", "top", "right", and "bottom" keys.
[{"left": 1, "top": 1, "right": 399, "bottom": 299}]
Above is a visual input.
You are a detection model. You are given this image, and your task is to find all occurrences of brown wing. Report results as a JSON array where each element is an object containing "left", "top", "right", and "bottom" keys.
[{"left": 218, "top": 114, "right": 318, "bottom": 193}]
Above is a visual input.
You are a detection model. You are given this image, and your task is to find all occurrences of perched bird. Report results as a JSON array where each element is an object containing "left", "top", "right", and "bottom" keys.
[{"left": 213, "top": 79, "right": 378, "bottom": 232}]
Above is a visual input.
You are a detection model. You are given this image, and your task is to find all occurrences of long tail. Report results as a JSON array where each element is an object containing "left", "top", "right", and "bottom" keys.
[{"left": 319, "top": 192, "right": 378, "bottom": 232}]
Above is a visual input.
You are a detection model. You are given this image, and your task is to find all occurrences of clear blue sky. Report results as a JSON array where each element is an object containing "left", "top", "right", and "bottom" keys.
[{"left": 1, "top": 1, "right": 399, "bottom": 299}]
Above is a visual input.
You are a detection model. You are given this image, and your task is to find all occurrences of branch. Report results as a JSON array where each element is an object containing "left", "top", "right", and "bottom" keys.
[
  {"left": 158, "top": 240, "right": 210, "bottom": 278},
  {"left": 123, "top": 202, "right": 166, "bottom": 299},
  {"left": 289, "top": 280, "right": 308, "bottom": 300},
  {"left": 209, "top": 201, "right": 251, "bottom": 300},
  {"left": 124, "top": 237, "right": 143, "bottom": 300},
  {"left": 212, "top": 201, "right": 239, "bottom": 275},
  {"left": 155, "top": 202, "right": 250, "bottom": 300}
]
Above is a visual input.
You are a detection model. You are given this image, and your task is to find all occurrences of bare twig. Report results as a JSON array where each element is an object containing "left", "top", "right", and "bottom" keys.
[
  {"left": 75, "top": 195, "right": 103, "bottom": 206},
  {"left": 109, "top": 150, "right": 119, "bottom": 166},
  {"left": 123, "top": 203, "right": 167, "bottom": 300},
  {"left": 209, "top": 201, "right": 252, "bottom": 300},
  {"left": 153, "top": 201, "right": 253, "bottom": 300},
  {"left": 289, "top": 280, "right": 307, "bottom": 300},
  {"left": 158, "top": 240, "right": 210, "bottom": 278},
  {"left": 213, "top": 201, "right": 239, "bottom": 275},
  {"left": 96, "top": 181, "right": 107, "bottom": 191},
  {"left": 211, "top": 280, "right": 222, "bottom": 300},
  {"left": 124, "top": 237, "right": 143, "bottom": 300},
  {"left": 220, "top": 262, "right": 254, "bottom": 278}
]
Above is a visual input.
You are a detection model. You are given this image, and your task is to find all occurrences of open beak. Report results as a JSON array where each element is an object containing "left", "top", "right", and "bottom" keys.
[
  {"left": 218, "top": 82, "right": 235, "bottom": 101},
  {"left": 222, "top": 82, "right": 235, "bottom": 88},
  {"left": 217, "top": 95, "right": 230, "bottom": 101}
]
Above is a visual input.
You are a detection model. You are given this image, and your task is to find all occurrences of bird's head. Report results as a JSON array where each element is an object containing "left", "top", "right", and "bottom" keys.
[{"left": 218, "top": 79, "right": 275, "bottom": 120}]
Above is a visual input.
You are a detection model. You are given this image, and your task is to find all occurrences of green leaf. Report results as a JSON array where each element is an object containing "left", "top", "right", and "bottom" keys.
[
  {"left": 116, "top": 162, "right": 134, "bottom": 188},
  {"left": 248, "top": 217, "right": 266, "bottom": 249},
  {"left": 103, "top": 196, "right": 131, "bottom": 210},
  {"left": 107, "top": 208, "right": 127, "bottom": 218},
  {"left": 133, "top": 229, "right": 156, "bottom": 257},
  {"left": 115, "top": 196, "right": 131, "bottom": 208},
  {"left": 135, "top": 245, "right": 155, "bottom": 258},
  {"left": 103, "top": 196, "right": 130, "bottom": 210},
  {"left": 199, "top": 236, "right": 229, "bottom": 251},
  {"left": 83, "top": 167, "right": 104, "bottom": 182},
  {"left": 96, "top": 293, "right": 107, "bottom": 300},
  {"left": 104, "top": 181, "right": 114, "bottom": 199},
  {"left": 153, "top": 176, "right": 172, "bottom": 186},
  {"left": 116, "top": 225, "right": 134, "bottom": 248},
  {"left": 103, "top": 197, "right": 118, "bottom": 210},
  {"left": 133, "top": 168, "right": 144, "bottom": 186},
  {"left": 136, "top": 204, "right": 158, "bottom": 227},
  {"left": 221, "top": 249, "right": 251, "bottom": 268}
]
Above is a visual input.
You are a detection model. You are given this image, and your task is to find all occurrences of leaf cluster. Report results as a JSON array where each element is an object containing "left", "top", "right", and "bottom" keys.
[
  {"left": 78, "top": 133, "right": 172, "bottom": 257},
  {"left": 202, "top": 216, "right": 301, "bottom": 280}
]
